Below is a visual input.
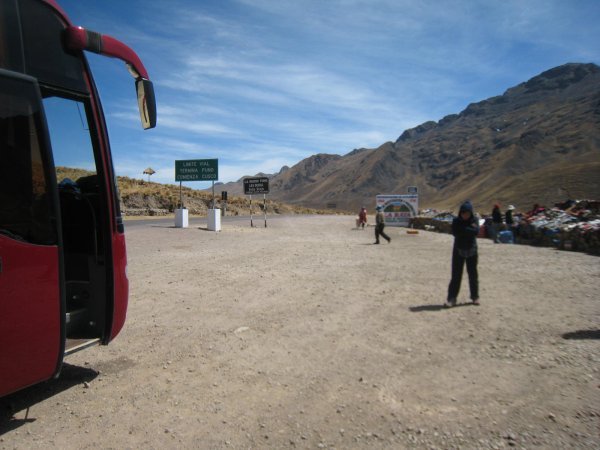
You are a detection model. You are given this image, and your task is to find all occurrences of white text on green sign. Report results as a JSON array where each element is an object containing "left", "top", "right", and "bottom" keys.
[{"left": 175, "top": 159, "right": 218, "bottom": 181}]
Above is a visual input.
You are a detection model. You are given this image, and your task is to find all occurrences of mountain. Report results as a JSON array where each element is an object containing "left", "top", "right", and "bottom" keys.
[{"left": 225, "top": 63, "right": 600, "bottom": 212}]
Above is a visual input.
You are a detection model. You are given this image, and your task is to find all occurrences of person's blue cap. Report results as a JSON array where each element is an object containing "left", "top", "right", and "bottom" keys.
[{"left": 459, "top": 201, "right": 473, "bottom": 213}]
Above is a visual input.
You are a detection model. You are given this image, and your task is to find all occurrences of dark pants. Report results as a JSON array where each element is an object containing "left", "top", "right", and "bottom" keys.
[
  {"left": 447, "top": 250, "right": 479, "bottom": 301},
  {"left": 375, "top": 224, "right": 390, "bottom": 243}
]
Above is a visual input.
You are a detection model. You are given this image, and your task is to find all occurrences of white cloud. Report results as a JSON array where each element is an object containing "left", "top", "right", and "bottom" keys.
[{"left": 73, "top": 0, "right": 599, "bottom": 189}]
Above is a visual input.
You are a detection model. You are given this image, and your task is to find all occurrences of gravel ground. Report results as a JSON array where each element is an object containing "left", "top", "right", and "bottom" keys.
[{"left": 1, "top": 215, "right": 599, "bottom": 449}]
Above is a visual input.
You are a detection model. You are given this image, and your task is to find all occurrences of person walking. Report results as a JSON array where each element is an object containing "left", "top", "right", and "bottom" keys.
[
  {"left": 374, "top": 206, "right": 391, "bottom": 244},
  {"left": 491, "top": 203, "right": 503, "bottom": 243},
  {"left": 445, "top": 201, "right": 479, "bottom": 307}
]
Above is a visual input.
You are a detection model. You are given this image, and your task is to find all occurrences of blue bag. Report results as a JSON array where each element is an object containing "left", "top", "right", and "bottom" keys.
[{"left": 498, "top": 230, "right": 514, "bottom": 244}]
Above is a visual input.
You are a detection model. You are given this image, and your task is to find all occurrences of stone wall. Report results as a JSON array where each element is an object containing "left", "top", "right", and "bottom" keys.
[
  {"left": 409, "top": 217, "right": 452, "bottom": 234},
  {"left": 122, "top": 208, "right": 170, "bottom": 216}
]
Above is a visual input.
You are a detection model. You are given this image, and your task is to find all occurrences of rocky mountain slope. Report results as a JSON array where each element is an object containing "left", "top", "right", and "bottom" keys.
[{"left": 226, "top": 63, "right": 600, "bottom": 212}]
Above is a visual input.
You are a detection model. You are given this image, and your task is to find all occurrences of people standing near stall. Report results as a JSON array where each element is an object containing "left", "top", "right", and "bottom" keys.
[
  {"left": 505, "top": 204, "right": 515, "bottom": 228},
  {"left": 445, "top": 201, "right": 480, "bottom": 307},
  {"left": 490, "top": 203, "right": 503, "bottom": 243},
  {"left": 527, "top": 203, "right": 545, "bottom": 218}
]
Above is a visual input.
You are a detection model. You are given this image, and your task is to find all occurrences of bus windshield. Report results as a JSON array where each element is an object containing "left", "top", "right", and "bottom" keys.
[{"left": 0, "top": 0, "right": 156, "bottom": 130}]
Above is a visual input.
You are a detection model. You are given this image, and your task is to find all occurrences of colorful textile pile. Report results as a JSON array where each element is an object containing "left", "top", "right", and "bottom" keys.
[
  {"left": 513, "top": 200, "right": 600, "bottom": 255},
  {"left": 410, "top": 200, "right": 600, "bottom": 255}
]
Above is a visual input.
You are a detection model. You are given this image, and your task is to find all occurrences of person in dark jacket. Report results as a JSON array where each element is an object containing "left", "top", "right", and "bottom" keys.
[
  {"left": 445, "top": 201, "right": 480, "bottom": 307},
  {"left": 490, "top": 203, "right": 503, "bottom": 243},
  {"left": 505, "top": 205, "right": 515, "bottom": 227}
]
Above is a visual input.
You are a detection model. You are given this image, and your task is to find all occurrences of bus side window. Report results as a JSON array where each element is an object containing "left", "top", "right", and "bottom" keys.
[
  {"left": 43, "top": 96, "right": 97, "bottom": 185},
  {"left": 0, "top": 70, "right": 56, "bottom": 245}
]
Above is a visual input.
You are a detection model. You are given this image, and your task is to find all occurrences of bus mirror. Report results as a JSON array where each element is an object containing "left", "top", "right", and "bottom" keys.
[
  {"left": 136, "top": 78, "right": 156, "bottom": 129},
  {"left": 64, "top": 26, "right": 156, "bottom": 129}
]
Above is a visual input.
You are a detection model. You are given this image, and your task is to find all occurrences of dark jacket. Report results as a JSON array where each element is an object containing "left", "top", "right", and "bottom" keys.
[
  {"left": 492, "top": 206, "right": 503, "bottom": 224},
  {"left": 505, "top": 209, "right": 513, "bottom": 226},
  {"left": 452, "top": 201, "right": 479, "bottom": 254}
]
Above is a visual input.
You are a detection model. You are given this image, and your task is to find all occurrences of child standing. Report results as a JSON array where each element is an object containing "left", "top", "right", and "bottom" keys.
[{"left": 356, "top": 206, "right": 368, "bottom": 229}]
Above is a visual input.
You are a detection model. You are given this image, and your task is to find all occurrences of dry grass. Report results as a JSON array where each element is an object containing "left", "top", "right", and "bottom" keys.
[{"left": 55, "top": 167, "right": 335, "bottom": 216}]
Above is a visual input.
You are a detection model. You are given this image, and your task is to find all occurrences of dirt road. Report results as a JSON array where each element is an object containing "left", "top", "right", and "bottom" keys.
[{"left": 2, "top": 215, "right": 599, "bottom": 449}]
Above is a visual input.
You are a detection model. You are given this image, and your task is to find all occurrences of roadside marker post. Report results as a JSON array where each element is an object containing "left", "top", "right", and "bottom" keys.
[
  {"left": 221, "top": 191, "right": 228, "bottom": 216},
  {"left": 243, "top": 177, "right": 269, "bottom": 228},
  {"left": 250, "top": 195, "right": 254, "bottom": 228},
  {"left": 211, "top": 180, "right": 215, "bottom": 209}
]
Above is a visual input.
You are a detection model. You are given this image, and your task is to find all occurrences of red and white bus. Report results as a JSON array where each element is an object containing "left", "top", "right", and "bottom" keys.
[{"left": 0, "top": 0, "right": 156, "bottom": 397}]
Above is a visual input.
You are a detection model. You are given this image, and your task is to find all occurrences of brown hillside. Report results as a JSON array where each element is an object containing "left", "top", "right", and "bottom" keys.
[{"left": 231, "top": 63, "right": 600, "bottom": 213}]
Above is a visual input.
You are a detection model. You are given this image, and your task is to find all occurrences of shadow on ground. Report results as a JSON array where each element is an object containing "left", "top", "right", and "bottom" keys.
[
  {"left": 409, "top": 302, "right": 475, "bottom": 312},
  {"left": 0, "top": 363, "right": 98, "bottom": 435},
  {"left": 562, "top": 329, "right": 600, "bottom": 340}
]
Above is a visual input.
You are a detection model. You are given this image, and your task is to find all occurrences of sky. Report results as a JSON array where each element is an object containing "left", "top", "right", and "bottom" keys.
[{"left": 57, "top": 0, "right": 600, "bottom": 189}]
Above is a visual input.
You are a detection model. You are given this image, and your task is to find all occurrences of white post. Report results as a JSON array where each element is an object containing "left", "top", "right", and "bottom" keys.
[
  {"left": 207, "top": 208, "right": 221, "bottom": 231},
  {"left": 263, "top": 194, "right": 267, "bottom": 228},
  {"left": 175, "top": 208, "right": 188, "bottom": 228},
  {"left": 211, "top": 180, "right": 215, "bottom": 209}
]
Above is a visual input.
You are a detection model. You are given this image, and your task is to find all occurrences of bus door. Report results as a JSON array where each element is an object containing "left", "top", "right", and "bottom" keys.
[
  {"left": 0, "top": 69, "right": 63, "bottom": 397},
  {"left": 43, "top": 90, "right": 112, "bottom": 349}
]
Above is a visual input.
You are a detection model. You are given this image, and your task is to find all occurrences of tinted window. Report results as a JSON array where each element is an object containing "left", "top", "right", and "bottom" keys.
[
  {"left": 0, "top": 70, "right": 56, "bottom": 245},
  {"left": 0, "top": 0, "right": 25, "bottom": 73},
  {"left": 19, "top": 0, "right": 87, "bottom": 93}
]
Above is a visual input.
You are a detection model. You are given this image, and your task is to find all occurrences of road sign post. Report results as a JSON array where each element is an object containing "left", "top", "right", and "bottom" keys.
[
  {"left": 243, "top": 177, "right": 270, "bottom": 228},
  {"left": 174, "top": 159, "right": 219, "bottom": 229},
  {"left": 221, "top": 191, "right": 227, "bottom": 216},
  {"left": 250, "top": 195, "right": 253, "bottom": 227}
]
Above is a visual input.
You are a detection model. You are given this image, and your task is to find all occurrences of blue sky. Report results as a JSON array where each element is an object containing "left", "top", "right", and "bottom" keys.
[{"left": 58, "top": 0, "right": 600, "bottom": 189}]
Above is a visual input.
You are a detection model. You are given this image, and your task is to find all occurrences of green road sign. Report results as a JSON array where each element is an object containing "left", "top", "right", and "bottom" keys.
[{"left": 175, "top": 159, "right": 218, "bottom": 181}]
